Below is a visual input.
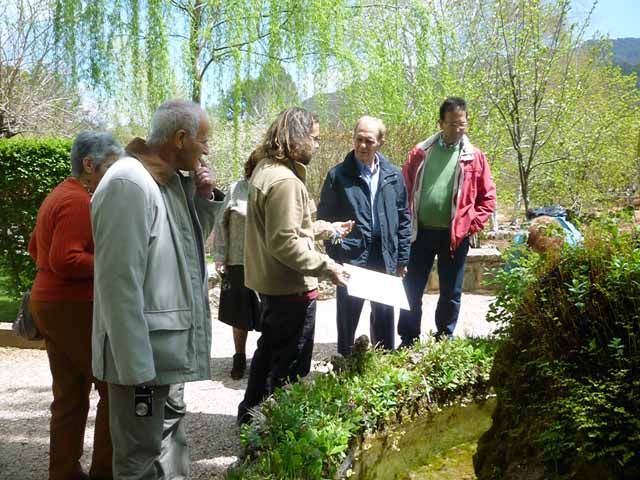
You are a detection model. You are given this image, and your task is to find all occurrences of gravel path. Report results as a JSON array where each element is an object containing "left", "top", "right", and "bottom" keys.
[{"left": 0, "top": 293, "right": 494, "bottom": 480}]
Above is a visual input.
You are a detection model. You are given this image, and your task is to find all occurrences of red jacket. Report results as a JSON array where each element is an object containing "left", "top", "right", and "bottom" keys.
[{"left": 402, "top": 133, "right": 496, "bottom": 254}]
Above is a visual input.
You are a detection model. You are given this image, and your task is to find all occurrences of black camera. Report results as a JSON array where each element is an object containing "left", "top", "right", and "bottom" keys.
[{"left": 134, "top": 386, "right": 153, "bottom": 417}]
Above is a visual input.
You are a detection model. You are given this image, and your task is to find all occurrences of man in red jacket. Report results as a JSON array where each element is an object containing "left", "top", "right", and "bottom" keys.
[{"left": 398, "top": 97, "right": 496, "bottom": 344}]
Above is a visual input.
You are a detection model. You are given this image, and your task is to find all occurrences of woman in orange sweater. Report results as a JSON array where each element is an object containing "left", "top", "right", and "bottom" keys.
[{"left": 29, "top": 131, "right": 122, "bottom": 480}]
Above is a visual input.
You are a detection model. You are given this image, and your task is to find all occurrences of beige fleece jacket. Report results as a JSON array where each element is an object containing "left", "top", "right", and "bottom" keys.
[{"left": 244, "top": 156, "right": 335, "bottom": 295}]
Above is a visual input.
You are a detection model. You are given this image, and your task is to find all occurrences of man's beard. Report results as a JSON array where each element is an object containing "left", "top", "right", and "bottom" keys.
[{"left": 292, "top": 146, "right": 313, "bottom": 165}]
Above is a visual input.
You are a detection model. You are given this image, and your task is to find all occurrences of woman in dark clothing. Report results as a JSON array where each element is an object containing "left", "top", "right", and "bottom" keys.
[{"left": 213, "top": 151, "right": 262, "bottom": 379}]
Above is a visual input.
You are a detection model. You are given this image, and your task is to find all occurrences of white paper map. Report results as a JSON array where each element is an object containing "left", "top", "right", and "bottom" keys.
[{"left": 343, "top": 264, "right": 410, "bottom": 310}]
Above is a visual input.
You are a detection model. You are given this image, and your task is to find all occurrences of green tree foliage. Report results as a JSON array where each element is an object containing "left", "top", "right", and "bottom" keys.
[
  {"left": 610, "top": 37, "right": 640, "bottom": 87},
  {"left": 46, "top": 0, "right": 640, "bottom": 213},
  {"left": 0, "top": 138, "right": 72, "bottom": 299},
  {"left": 475, "top": 220, "right": 640, "bottom": 479},
  {"left": 52, "top": 0, "right": 352, "bottom": 113},
  {"left": 325, "top": 0, "right": 639, "bottom": 213},
  {"left": 218, "top": 62, "right": 300, "bottom": 121}
]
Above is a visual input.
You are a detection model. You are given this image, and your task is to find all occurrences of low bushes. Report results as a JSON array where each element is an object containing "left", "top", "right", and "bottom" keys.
[
  {"left": 0, "top": 138, "right": 72, "bottom": 299},
  {"left": 228, "top": 337, "right": 496, "bottom": 479},
  {"left": 475, "top": 219, "right": 640, "bottom": 479}
]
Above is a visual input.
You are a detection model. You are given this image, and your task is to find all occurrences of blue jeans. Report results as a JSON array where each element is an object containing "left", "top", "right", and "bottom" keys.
[{"left": 398, "top": 228, "right": 469, "bottom": 342}]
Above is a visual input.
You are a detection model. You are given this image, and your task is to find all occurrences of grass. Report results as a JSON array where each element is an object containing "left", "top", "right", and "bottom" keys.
[{"left": 0, "top": 273, "right": 19, "bottom": 323}]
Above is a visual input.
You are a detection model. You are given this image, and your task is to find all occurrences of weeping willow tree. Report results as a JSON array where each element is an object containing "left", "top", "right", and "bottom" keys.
[
  {"left": 50, "top": 0, "right": 639, "bottom": 210},
  {"left": 52, "top": 0, "right": 354, "bottom": 121},
  {"left": 325, "top": 0, "right": 505, "bottom": 166}
]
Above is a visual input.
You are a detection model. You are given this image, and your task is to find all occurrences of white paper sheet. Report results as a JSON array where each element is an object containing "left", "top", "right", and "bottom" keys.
[{"left": 343, "top": 264, "right": 410, "bottom": 310}]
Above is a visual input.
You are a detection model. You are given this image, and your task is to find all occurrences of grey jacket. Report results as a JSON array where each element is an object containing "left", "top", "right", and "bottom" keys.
[
  {"left": 91, "top": 143, "right": 223, "bottom": 386},
  {"left": 212, "top": 180, "right": 248, "bottom": 266}
]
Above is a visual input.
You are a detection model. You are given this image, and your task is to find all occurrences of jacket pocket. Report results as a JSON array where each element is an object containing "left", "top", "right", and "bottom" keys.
[{"left": 144, "top": 309, "right": 193, "bottom": 372}]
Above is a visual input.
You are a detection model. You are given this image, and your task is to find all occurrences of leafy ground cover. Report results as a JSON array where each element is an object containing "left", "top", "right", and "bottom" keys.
[
  {"left": 475, "top": 217, "right": 640, "bottom": 479},
  {"left": 228, "top": 337, "right": 496, "bottom": 479}
]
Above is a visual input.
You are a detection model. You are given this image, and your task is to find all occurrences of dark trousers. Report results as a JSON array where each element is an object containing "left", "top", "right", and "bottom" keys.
[
  {"left": 238, "top": 294, "right": 317, "bottom": 422},
  {"left": 398, "top": 228, "right": 469, "bottom": 342},
  {"left": 336, "top": 240, "right": 394, "bottom": 355},
  {"left": 31, "top": 300, "right": 113, "bottom": 480}
]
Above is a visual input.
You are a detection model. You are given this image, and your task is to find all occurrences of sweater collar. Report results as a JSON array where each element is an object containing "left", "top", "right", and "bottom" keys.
[
  {"left": 420, "top": 132, "right": 474, "bottom": 157},
  {"left": 126, "top": 137, "right": 176, "bottom": 185}
]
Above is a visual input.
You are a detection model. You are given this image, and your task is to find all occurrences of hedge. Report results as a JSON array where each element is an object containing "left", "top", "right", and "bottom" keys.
[{"left": 0, "top": 138, "right": 72, "bottom": 299}]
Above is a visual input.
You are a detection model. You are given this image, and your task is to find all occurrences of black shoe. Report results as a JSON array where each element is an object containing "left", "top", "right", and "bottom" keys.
[
  {"left": 398, "top": 338, "right": 417, "bottom": 350},
  {"left": 231, "top": 353, "right": 246, "bottom": 380},
  {"left": 237, "top": 403, "right": 252, "bottom": 426},
  {"left": 434, "top": 331, "right": 453, "bottom": 342},
  {"left": 89, "top": 474, "right": 114, "bottom": 480}
]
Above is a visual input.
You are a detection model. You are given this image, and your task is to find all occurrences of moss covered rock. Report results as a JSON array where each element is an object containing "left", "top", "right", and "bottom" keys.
[{"left": 474, "top": 221, "right": 640, "bottom": 479}]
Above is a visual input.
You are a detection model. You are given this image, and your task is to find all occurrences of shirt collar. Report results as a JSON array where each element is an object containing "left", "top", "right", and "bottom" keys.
[
  {"left": 356, "top": 152, "right": 380, "bottom": 175},
  {"left": 437, "top": 133, "right": 462, "bottom": 150},
  {"left": 126, "top": 137, "right": 177, "bottom": 185}
]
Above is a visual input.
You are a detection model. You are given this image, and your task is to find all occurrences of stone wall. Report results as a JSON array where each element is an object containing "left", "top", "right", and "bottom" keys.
[
  {"left": 427, "top": 247, "right": 502, "bottom": 293},
  {"left": 209, "top": 247, "right": 503, "bottom": 294}
]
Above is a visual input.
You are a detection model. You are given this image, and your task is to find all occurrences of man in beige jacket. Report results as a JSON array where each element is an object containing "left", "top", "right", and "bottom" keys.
[{"left": 238, "top": 107, "right": 351, "bottom": 425}]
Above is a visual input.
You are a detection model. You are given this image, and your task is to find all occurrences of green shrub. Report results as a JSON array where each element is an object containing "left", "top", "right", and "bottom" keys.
[
  {"left": 475, "top": 221, "right": 640, "bottom": 479},
  {"left": 0, "top": 138, "right": 72, "bottom": 299},
  {"left": 228, "top": 338, "right": 496, "bottom": 479}
]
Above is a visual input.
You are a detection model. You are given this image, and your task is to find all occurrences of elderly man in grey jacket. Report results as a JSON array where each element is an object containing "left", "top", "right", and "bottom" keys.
[{"left": 91, "top": 100, "right": 224, "bottom": 479}]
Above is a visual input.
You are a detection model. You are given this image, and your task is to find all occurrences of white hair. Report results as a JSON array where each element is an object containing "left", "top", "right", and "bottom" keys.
[
  {"left": 70, "top": 131, "right": 123, "bottom": 177},
  {"left": 147, "top": 99, "right": 204, "bottom": 145},
  {"left": 354, "top": 115, "right": 386, "bottom": 142}
]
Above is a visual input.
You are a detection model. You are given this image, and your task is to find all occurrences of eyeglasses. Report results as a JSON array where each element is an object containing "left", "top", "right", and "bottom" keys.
[{"left": 444, "top": 122, "right": 468, "bottom": 128}]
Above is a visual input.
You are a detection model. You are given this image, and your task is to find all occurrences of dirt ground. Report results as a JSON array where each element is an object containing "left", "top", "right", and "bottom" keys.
[{"left": 0, "top": 293, "right": 494, "bottom": 480}]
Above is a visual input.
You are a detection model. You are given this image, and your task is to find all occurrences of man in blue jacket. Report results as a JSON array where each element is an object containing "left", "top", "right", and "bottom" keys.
[{"left": 318, "top": 116, "right": 411, "bottom": 355}]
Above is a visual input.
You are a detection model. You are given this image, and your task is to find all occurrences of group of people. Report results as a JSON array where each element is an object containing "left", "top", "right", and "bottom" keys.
[{"left": 28, "top": 96, "right": 495, "bottom": 479}]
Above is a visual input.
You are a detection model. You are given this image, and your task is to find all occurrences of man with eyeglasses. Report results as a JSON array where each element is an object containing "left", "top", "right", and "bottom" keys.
[
  {"left": 237, "top": 107, "right": 351, "bottom": 426},
  {"left": 92, "top": 99, "right": 224, "bottom": 478},
  {"left": 398, "top": 97, "right": 496, "bottom": 345}
]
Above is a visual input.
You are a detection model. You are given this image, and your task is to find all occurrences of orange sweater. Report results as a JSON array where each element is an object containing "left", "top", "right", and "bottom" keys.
[{"left": 29, "top": 178, "right": 94, "bottom": 302}]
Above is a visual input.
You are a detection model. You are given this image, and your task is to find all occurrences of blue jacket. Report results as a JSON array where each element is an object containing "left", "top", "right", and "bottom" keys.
[{"left": 317, "top": 151, "right": 411, "bottom": 273}]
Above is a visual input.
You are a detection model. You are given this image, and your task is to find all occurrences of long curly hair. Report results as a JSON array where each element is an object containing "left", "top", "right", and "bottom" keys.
[
  {"left": 262, "top": 107, "right": 318, "bottom": 164},
  {"left": 244, "top": 147, "right": 263, "bottom": 179}
]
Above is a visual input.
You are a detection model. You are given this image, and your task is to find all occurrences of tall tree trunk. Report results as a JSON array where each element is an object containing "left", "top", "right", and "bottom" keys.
[
  {"left": 189, "top": 0, "right": 203, "bottom": 103},
  {"left": 517, "top": 150, "right": 530, "bottom": 213}
]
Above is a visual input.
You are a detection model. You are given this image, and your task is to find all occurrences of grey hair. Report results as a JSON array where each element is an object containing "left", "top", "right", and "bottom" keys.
[
  {"left": 147, "top": 99, "right": 204, "bottom": 145},
  {"left": 70, "top": 131, "right": 124, "bottom": 177},
  {"left": 354, "top": 115, "right": 386, "bottom": 142}
]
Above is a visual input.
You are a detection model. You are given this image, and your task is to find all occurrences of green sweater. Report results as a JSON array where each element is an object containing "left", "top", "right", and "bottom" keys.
[{"left": 417, "top": 142, "right": 460, "bottom": 229}]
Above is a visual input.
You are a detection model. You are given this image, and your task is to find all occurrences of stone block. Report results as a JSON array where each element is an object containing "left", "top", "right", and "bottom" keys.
[
  {"left": 426, "top": 247, "right": 502, "bottom": 293},
  {"left": 0, "top": 323, "right": 45, "bottom": 349}
]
